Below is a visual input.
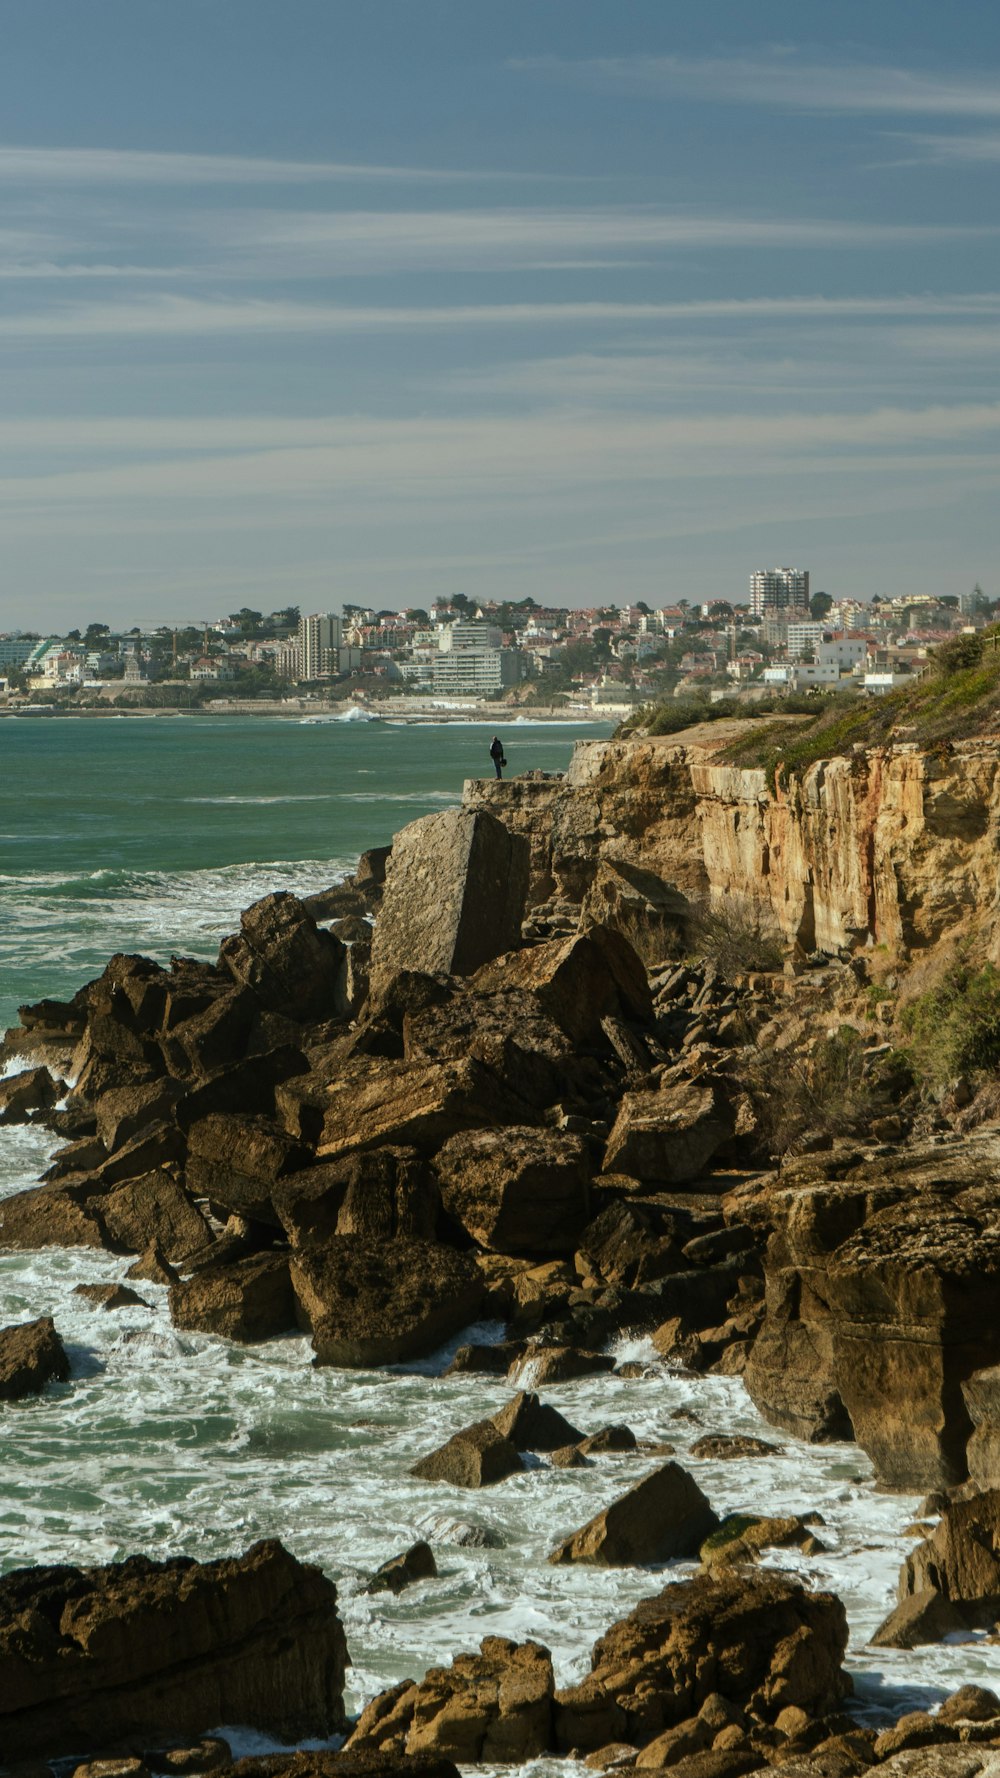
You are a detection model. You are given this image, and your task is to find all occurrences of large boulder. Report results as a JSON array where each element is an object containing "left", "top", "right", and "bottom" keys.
[
  {"left": 549, "top": 1461, "right": 718, "bottom": 1566},
  {"left": 290, "top": 1237, "right": 484, "bottom": 1366},
  {"left": 434, "top": 1126, "right": 590, "bottom": 1256},
  {"left": 0, "top": 1181, "right": 108, "bottom": 1250},
  {"left": 472, "top": 926, "right": 653, "bottom": 1044},
  {"left": 169, "top": 1255, "right": 296, "bottom": 1344},
  {"left": 555, "top": 1570, "right": 850, "bottom": 1754},
  {"left": 873, "top": 1488, "right": 1000, "bottom": 1644},
  {"left": 99, "top": 1171, "right": 213, "bottom": 1262},
  {"left": 410, "top": 1419, "right": 523, "bottom": 1488},
  {"left": 273, "top": 1148, "right": 438, "bottom": 1248},
  {"left": 186, "top": 1114, "right": 309, "bottom": 1228},
  {"left": 581, "top": 859, "right": 688, "bottom": 969},
  {"left": 315, "top": 1057, "right": 531, "bottom": 1161},
  {"left": 0, "top": 1064, "right": 59, "bottom": 1124},
  {"left": 0, "top": 1539, "right": 347, "bottom": 1761},
  {"left": 93, "top": 1080, "right": 183, "bottom": 1153},
  {"left": 602, "top": 1080, "right": 736, "bottom": 1185},
  {"left": 491, "top": 1390, "right": 583, "bottom": 1452},
  {"left": 962, "top": 1365, "right": 1000, "bottom": 1488},
  {"left": 369, "top": 808, "right": 529, "bottom": 988},
  {"left": 0, "top": 1316, "right": 70, "bottom": 1401},
  {"left": 347, "top": 1636, "right": 555, "bottom": 1765},
  {"left": 219, "top": 892, "right": 347, "bottom": 1023},
  {"left": 402, "top": 987, "right": 587, "bottom": 1110},
  {"left": 364, "top": 1540, "right": 438, "bottom": 1596}
]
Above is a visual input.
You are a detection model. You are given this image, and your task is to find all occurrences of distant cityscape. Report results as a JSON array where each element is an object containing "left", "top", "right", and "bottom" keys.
[{"left": 0, "top": 570, "right": 994, "bottom": 710}]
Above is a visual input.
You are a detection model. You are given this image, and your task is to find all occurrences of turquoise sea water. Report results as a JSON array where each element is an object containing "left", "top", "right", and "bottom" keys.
[
  {"left": 1, "top": 711, "right": 998, "bottom": 1761},
  {"left": 0, "top": 712, "right": 609, "bottom": 1034}
]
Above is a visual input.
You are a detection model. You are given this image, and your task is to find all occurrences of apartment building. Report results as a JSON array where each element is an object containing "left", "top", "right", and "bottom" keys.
[{"left": 750, "top": 567, "right": 810, "bottom": 617}]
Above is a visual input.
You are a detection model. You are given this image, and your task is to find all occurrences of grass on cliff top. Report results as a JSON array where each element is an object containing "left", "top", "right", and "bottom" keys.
[{"left": 719, "top": 629, "right": 1000, "bottom": 788}]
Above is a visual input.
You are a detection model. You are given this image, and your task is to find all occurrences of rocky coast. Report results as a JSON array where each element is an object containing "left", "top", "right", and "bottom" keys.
[{"left": 5, "top": 720, "right": 1000, "bottom": 1776}]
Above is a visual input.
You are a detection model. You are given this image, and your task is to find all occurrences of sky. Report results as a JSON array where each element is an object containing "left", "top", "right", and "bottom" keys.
[{"left": 1, "top": 0, "right": 999, "bottom": 630}]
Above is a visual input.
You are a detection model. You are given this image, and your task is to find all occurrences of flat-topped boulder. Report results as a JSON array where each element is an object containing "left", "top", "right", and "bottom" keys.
[
  {"left": 169, "top": 1254, "right": 296, "bottom": 1344},
  {"left": 434, "top": 1125, "right": 590, "bottom": 1256},
  {"left": 0, "top": 1539, "right": 347, "bottom": 1761},
  {"left": 602, "top": 1079, "right": 736, "bottom": 1184},
  {"left": 555, "top": 1570, "right": 850, "bottom": 1755},
  {"left": 290, "top": 1237, "right": 484, "bottom": 1367},
  {"left": 315, "top": 1056, "right": 532, "bottom": 1161},
  {"left": 369, "top": 808, "right": 529, "bottom": 989}
]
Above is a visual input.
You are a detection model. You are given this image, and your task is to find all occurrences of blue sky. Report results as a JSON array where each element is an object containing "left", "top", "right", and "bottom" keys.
[{"left": 1, "top": 0, "right": 999, "bottom": 628}]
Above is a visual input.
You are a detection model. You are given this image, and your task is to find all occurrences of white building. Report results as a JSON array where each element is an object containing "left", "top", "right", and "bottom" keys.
[
  {"left": 750, "top": 567, "right": 810, "bottom": 617},
  {"left": 431, "top": 620, "right": 523, "bottom": 696},
  {"left": 786, "top": 621, "right": 826, "bottom": 659},
  {"left": 298, "top": 612, "right": 341, "bottom": 680},
  {"left": 763, "top": 661, "right": 841, "bottom": 689},
  {"left": 817, "top": 637, "right": 866, "bottom": 672}
]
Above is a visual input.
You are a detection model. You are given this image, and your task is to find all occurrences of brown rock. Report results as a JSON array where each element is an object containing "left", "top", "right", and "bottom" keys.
[
  {"left": 509, "top": 1345, "right": 616, "bottom": 1386},
  {"left": 869, "top": 1588, "right": 967, "bottom": 1649},
  {"left": 577, "top": 1425, "right": 637, "bottom": 1456},
  {"left": 690, "top": 1435, "right": 779, "bottom": 1461},
  {"left": 0, "top": 1539, "right": 346, "bottom": 1761},
  {"left": 472, "top": 925, "right": 653, "bottom": 1044},
  {"left": 228, "top": 1755, "right": 462, "bottom": 1778},
  {"left": 700, "top": 1514, "right": 825, "bottom": 1569},
  {"left": 410, "top": 1419, "right": 523, "bottom": 1488},
  {"left": 434, "top": 1126, "right": 590, "bottom": 1256},
  {"left": 347, "top": 1635, "right": 554, "bottom": 1764},
  {"left": 166, "top": 988, "right": 257, "bottom": 1079},
  {"left": 369, "top": 808, "right": 530, "bottom": 989},
  {"left": 938, "top": 1684, "right": 1000, "bottom": 1725},
  {"left": 0, "top": 1180, "right": 107, "bottom": 1250},
  {"left": 316, "top": 1056, "right": 529, "bottom": 1162},
  {"left": 490, "top": 1391, "right": 584, "bottom": 1452},
  {"left": 273, "top": 1148, "right": 437, "bottom": 1248},
  {"left": 364, "top": 1540, "right": 438, "bottom": 1596},
  {"left": 219, "top": 892, "right": 347, "bottom": 1023},
  {"left": 185, "top": 1114, "right": 309, "bottom": 1227},
  {"left": 0, "top": 1315, "right": 70, "bottom": 1400},
  {"left": 126, "top": 1243, "right": 178, "bottom": 1286},
  {"left": 581, "top": 859, "right": 688, "bottom": 970},
  {"left": 603, "top": 1080, "right": 736, "bottom": 1185},
  {"left": 73, "top": 1283, "right": 149, "bottom": 1312},
  {"left": 884, "top": 1488, "right": 1000, "bottom": 1637},
  {"left": 290, "top": 1237, "right": 484, "bottom": 1367},
  {"left": 100, "top": 1171, "right": 212, "bottom": 1262},
  {"left": 93, "top": 1081, "right": 183, "bottom": 1154},
  {"left": 554, "top": 1569, "right": 850, "bottom": 1755},
  {"left": 549, "top": 1460, "right": 718, "bottom": 1566},
  {"left": 169, "top": 1254, "right": 296, "bottom": 1344},
  {"left": 0, "top": 1064, "right": 59, "bottom": 1123}
]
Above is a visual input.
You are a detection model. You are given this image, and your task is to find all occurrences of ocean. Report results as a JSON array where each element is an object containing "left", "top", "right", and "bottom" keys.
[{"left": 1, "top": 712, "right": 997, "bottom": 1769}]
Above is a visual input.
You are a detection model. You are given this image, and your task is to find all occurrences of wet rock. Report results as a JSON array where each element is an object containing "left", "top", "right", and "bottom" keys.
[
  {"left": 434, "top": 1126, "right": 590, "bottom": 1257},
  {"left": 0, "top": 1539, "right": 347, "bottom": 1761},
  {"left": 578, "top": 1425, "right": 637, "bottom": 1456},
  {"left": 554, "top": 1570, "right": 850, "bottom": 1755},
  {"left": 472, "top": 925, "right": 653, "bottom": 1045},
  {"left": 291, "top": 1237, "right": 483, "bottom": 1367},
  {"left": 0, "top": 1064, "right": 59, "bottom": 1123},
  {"left": 690, "top": 1435, "right": 779, "bottom": 1461},
  {"left": 369, "top": 808, "right": 530, "bottom": 989},
  {"left": 875, "top": 1488, "right": 1000, "bottom": 1641},
  {"left": 490, "top": 1390, "right": 583, "bottom": 1452},
  {"left": 100, "top": 1171, "right": 213, "bottom": 1262},
  {"left": 146, "top": 1736, "right": 231, "bottom": 1773},
  {"left": 169, "top": 1254, "right": 296, "bottom": 1344},
  {"left": 414, "top": 1514, "right": 505, "bottom": 1550},
  {"left": 219, "top": 892, "right": 347, "bottom": 1023},
  {"left": 74, "top": 1283, "right": 149, "bottom": 1312},
  {"left": 602, "top": 1080, "right": 736, "bottom": 1185},
  {"left": 126, "top": 1244, "right": 179, "bottom": 1286},
  {"left": 444, "top": 1341, "right": 527, "bottom": 1377},
  {"left": 700, "top": 1513, "right": 825, "bottom": 1569},
  {"left": 347, "top": 1635, "right": 554, "bottom": 1765},
  {"left": 508, "top": 1345, "right": 616, "bottom": 1386},
  {"left": 549, "top": 1460, "right": 718, "bottom": 1566},
  {"left": 0, "top": 1180, "right": 108, "bottom": 1250},
  {"left": 364, "top": 1540, "right": 438, "bottom": 1596},
  {"left": 410, "top": 1418, "right": 523, "bottom": 1488},
  {"left": 0, "top": 1315, "right": 70, "bottom": 1401},
  {"left": 550, "top": 1445, "right": 592, "bottom": 1469},
  {"left": 273, "top": 1148, "right": 437, "bottom": 1248}
]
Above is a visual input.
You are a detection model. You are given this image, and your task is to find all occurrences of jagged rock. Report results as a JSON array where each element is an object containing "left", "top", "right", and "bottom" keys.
[
  {"left": 581, "top": 859, "right": 688, "bottom": 968},
  {"left": 364, "top": 1540, "right": 438, "bottom": 1596},
  {"left": 490, "top": 1391, "right": 583, "bottom": 1452},
  {"left": 0, "top": 1315, "right": 70, "bottom": 1400},
  {"left": 176, "top": 1049, "right": 309, "bottom": 1130},
  {"left": 415, "top": 1514, "right": 505, "bottom": 1550},
  {"left": 962, "top": 1366, "right": 1000, "bottom": 1489},
  {"left": 73, "top": 1283, "right": 149, "bottom": 1312},
  {"left": 549, "top": 1461, "right": 718, "bottom": 1566},
  {"left": 602, "top": 1080, "right": 736, "bottom": 1185},
  {"left": 444, "top": 1341, "right": 527, "bottom": 1377},
  {"left": 575, "top": 1200, "right": 684, "bottom": 1291},
  {"left": 554, "top": 1570, "right": 850, "bottom": 1754},
  {"left": 126, "top": 1243, "right": 178, "bottom": 1286},
  {"left": 690, "top": 1435, "right": 779, "bottom": 1461},
  {"left": 290, "top": 1237, "right": 483, "bottom": 1366},
  {"left": 273, "top": 1148, "right": 437, "bottom": 1248},
  {"left": 0, "top": 1064, "right": 59, "bottom": 1123},
  {"left": 169, "top": 1254, "right": 296, "bottom": 1344},
  {"left": 347, "top": 1635, "right": 554, "bottom": 1764},
  {"left": 219, "top": 892, "right": 347, "bottom": 1023},
  {"left": 185, "top": 1115, "right": 309, "bottom": 1227},
  {"left": 700, "top": 1513, "right": 825, "bottom": 1569},
  {"left": 472, "top": 925, "right": 653, "bottom": 1044},
  {"left": 369, "top": 808, "right": 529, "bottom": 989},
  {"left": 0, "top": 1180, "right": 107, "bottom": 1250},
  {"left": 509, "top": 1345, "right": 616, "bottom": 1386},
  {"left": 410, "top": 1419, "right": 523, "bottom": 1488},
  {"left": 886, "top": 1488, "right": 1000, "bottom": 1637},
  {"left": 100, "top": 1172, "right": 213, "bottom": 1262},
  {"left": 402, "top": 987, "right": 586, "bottom": 1110},
  {"left": 93, "top": 1081, "right": 183, "bottom": 1153},
  {"left": 316, "top": 1056, "right": 532, "bottom": 1162},
  {"left": 0, "top": 1539, "right": 346, "bottom": 1760},
  {"left": 165, "top": 989, "right": 257, "bottom": 1080},
  {"left": 434, "top": 1126, "right": 590, "bottom": 1256},
  {"left": 870, "top": 1590, "right": 967, "bottom": 1649}
]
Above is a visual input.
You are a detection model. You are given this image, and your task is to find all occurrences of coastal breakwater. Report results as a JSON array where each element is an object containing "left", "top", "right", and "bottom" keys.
[{"left": 4, "top": 729, "right": 1000, "bottom": 1771}]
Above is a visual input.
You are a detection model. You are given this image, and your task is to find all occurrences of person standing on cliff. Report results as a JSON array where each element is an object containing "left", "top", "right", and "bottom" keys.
[{"left": 489, "top": 735, "right": 506, "bottom": 780}]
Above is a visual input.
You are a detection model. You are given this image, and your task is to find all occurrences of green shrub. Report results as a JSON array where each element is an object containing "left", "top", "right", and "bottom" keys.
[
  {"left": 934, "top": 632, "right": 985, "bottom": 674},
  {"left": 900, "top": 960, "right": 1000, "bottom": 1088},
  {"left": 689, "top": 895, "right": 784, "bottom": 976},
  {"left": 747, "top": 1026, "right": 886, "bottom": 1156}
]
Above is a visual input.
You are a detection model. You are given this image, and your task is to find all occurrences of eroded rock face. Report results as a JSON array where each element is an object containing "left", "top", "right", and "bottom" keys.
[
  {"left": 347, "top": 1636, "right": 555, "bottom": 1765},
  {"left": 0, "top": 1539, "right": 348, "bottom": 1761},
  {"left": 434, "top": 1126, "right": 590, "bottom": 1256},
  {"left": 472, "top": 926, "right": 652, "bottom": 1044},
  {"left": 290, "top": 1237, "right": 483, "bottom": 1367},
  {"left": 549, "top": 1461, "right": 718, "bottom": 1567},
  {"left": 581, "top": 858, "right": 688, "bottom": 969},
  {"left": 555, "top": 1570, "right": 850, "bottom": 1754},
  {"left": 0, "top": 1315, "right": 70, "bottom": 1401},
  {"left": 0, "top": 1063, "right": 59, "bottom": 1123},
  {"left": 169, "top": 1255, "right": 296, "bottom": 1344},
  {"left": 219, "top": 893, "right": 347, "bottom": 1024},
  {"left": 894, "top": 1489, "right": 1000, "bottom": 1633},
  {"left": 369, "top": 809, "right": 530, "bottom": 989}
]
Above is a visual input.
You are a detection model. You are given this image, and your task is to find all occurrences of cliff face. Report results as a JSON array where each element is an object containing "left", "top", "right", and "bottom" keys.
[{"left": 466, "top": 730, "right": 1000, "bottom": 958}]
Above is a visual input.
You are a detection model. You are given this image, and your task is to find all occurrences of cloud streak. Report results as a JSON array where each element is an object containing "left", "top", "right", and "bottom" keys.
[{"left": 0, "top": 145, "right": 507, "bottom": 186}]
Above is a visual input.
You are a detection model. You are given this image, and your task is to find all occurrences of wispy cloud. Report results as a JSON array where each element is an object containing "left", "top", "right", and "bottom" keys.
[
  {"left": 514, "top": 52, "right": 1000, "bottom": 119},
  {"left": 0, "top": 291, "right": 998, "bottom": 341},
  {"left": 887, "top": 131, "right": 1000, "bottom": 164},
  {"left": 0, "top": 145, "right": 505, "bottom": 185}
]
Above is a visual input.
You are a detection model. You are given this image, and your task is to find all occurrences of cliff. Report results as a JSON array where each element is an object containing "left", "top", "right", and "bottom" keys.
[{"left": 465, "top": 723, "right": 1000, "bottom": 960}]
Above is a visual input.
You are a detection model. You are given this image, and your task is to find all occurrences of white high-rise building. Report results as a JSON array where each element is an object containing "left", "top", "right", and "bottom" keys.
[
  {"left": 297, "top": 612, "right": 341, "bottom": 680},
  {"left": 750, "top": 567, "right": 810, "bottom": 617},
  {"left": 432, "top": 620, "right": 522, "bottom": 696}
]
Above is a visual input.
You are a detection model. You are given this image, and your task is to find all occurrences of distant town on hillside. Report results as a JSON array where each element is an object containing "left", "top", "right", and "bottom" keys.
[{"left": 0, "top": 572, "right": 994, "bottom": 712}]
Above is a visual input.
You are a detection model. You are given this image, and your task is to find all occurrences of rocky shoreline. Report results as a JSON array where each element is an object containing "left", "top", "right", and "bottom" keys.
[{"left": 4, "top": 731, "right": 1000, "bottom": 1776}]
